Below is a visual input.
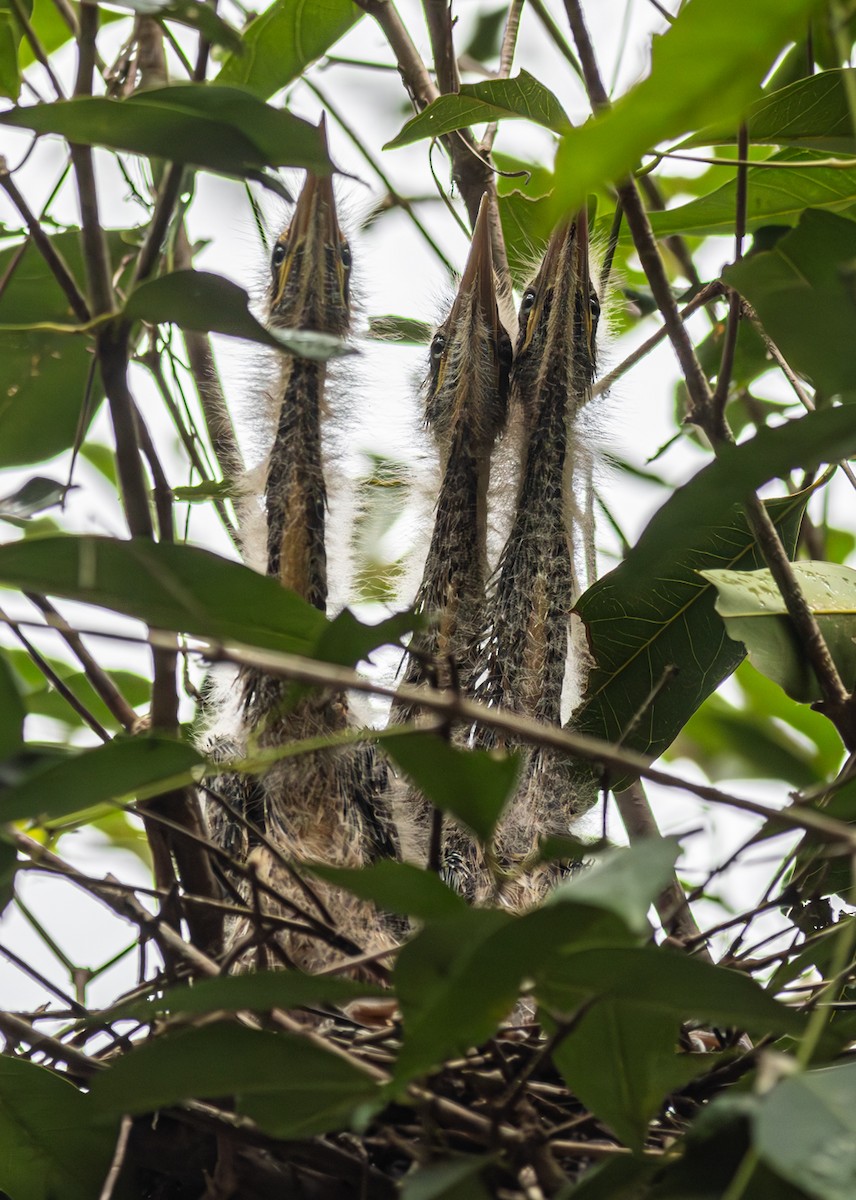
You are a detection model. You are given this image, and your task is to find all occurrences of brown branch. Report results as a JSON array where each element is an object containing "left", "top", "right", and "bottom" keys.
[
  {"left": 590, "top": 281, "right": 725, "bottom": 399},
  {"left": 9, "top": 608, "right": 854, "bottom": 846},
  {"left": 25, "top": 594, "right": 140, "bottom": 731},
  {"left": 743, "top": 492, "right": 855, "bottom": 744},
  {"left": 423, "top": 0, "right": 458, "bottom": 94},
  {"left": 0, "top": 165, "right": 90, "bottom": 322},
  {"left": 613, "top": 780, "right": 711, "bottom": 960},
  {"left": 562, "top": 0, "right": 713, "bottom": 420},
  {"left": 7, "top": 0, "right": 65, "bottom": 97},
  {"left": 0, "top": 604, "right": 109, "bottom": 739}
]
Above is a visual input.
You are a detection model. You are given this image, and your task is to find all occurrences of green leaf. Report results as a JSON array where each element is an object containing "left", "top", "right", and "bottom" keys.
[
  {"left": 700, "top": 562, "right": 856, "bottom": 703},
  {"left": 498, "top": 188, "right": 556, "bottom": 287},
  {"left": 308, "top": 859, "right": 468, "bottom": 920},
  {"left": 552, "top": 1000, "right": 711, "bottom": 1152},
  {"left": 0, "top": 231, "right": 129, "bottom": 467},
  {"left": 536, "top": 946, "right": 806, "bottom": 1036},
  {"left": 0, "top": 535, "right": 327, "bottom": 655},
  {"left": 755, "top": 1061, "right": 856, "bottom": 1199},
  {"left": 546, "top": 838, "right": 680, "bottom": 938},
  {"left": 552, "top": 0, "right": 824, "bottom": 217},
  {"left": 217, "top": 0, "right": 361, "bottom": 100},
  {"left": 390, "top": 840, "right": 669, "bottom": 1082},
  {"left": 89, "top": 1023, "right": 378, "bottom": 1139},
  {"left": 392, "top": 907, "right": 516, "bottom": 1080},
  {"left": 0, "top": 650, "right": 25, "bottom": 760},
  {"left": 573, "top": 484, "right": 812, "bottom": 790},
  {"left": 645, "top": 150, "right": 856, "bottom": 240},
  {"left": 6, "top": 646, "right": 149, "bottom": 733},
  {"left": 724, "top": 209, "right": 856, "bottom": 397},
  {"left": 0, "top": 0, "right": 30, "bottom": 100},
  {"left": 384, "top": 732, "right": 520, "bottom": 843},
  {"left": 0, "top": 85, "right": 330, "bottom": 192},
  {"left": 0, "top": 1057, "right": 118, "bottom": 1200},
  {"left": 125, "top": 270, "right": 352, "bottom": 358},
  {"left": 0, "top": 735, "right": 202, "bottom": 822},
  {"left": 700, "top": 68, "right": 856, "bottom": 154},
  {"left": 113, "top": 967, "right": 385, "bottom": 1022},
  {"left": 385, "top": 70, "right": 570, "bottom": 149},
  {"left": 401, "top": 1157, "right": 494, "bottom": 1200}
]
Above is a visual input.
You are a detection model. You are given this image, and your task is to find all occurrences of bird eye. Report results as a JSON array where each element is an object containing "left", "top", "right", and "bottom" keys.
[
  {"left": 520, "top": 288, "right": 536, "bottom": 314},
  {"left": 271, "top": 242, "right": 286, "bottom": 271},
  {"left": 589, "top": 291, "right": 601, "bottom": 319},
  {"left": 430, "top": 333, "right": 446, "bottom": 360},
  {"left": 340, "top": 242, "right": 352, "bottom": 270}
]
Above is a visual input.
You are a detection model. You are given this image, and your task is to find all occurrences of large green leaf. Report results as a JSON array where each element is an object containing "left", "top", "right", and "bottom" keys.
[
  {"left": 645, "top": 150, "right": 856, "bottom": 240},
  {"left": 90, "top": 1023, "right": 378, "bottom": 1139},
  {"left": 384, "top": 732, "right": 520, "bottom": 844},
  {"left": 671, "top": 660, "right": 842, "bottom": 789},
  {"left": 392, "top": 840, "right": 672, "bottom": 1082},
  {"left": 552, "top": 0, "right": 824, "bottom": 217},
  {"left": 701, "top": 562, "right": 856, "bottom": 703},
  {"left": 552, "top": 1000, "right": 710, "bottom": 1153},
  {"left": 0, "top": 230, "right": 127, "bottom": 467},
  {"left": 536, "top": 946, "right": 806, "bottom": 1036},
  {"left": 0, "top": 535, "right": 326, "bottom": 654},
  {"left": 755, "top": 1061, "right": 856, "bottom": 1199},
  {"left": 0, "top": 85, "right": 330, "bottom": 191},
  {"left": 724, "top": 209, "right": 856, "bottom": 397},
  {"left": 699, "top": 68, "right": 856, "bottom": 154},
  {"left": 0, "top": 1057, "right": 118, "bottom": 1200},
  {"left": 125, "top": 270, "right": 352, "bottom": 358},
  {"left": 573, "top": 408, "right": 856, "bottom": 783},
  {"left": 386, "top": 70, "right": 569, "bottom": 149},
  {"left": 573, "top": 489, "right": 811, "bottom": 789},
  {"left": 217, "top": 0, "right": 360, "bottom": 99},
  {"left": 0, "top": 735, "right": 202, "bottom": 822}
]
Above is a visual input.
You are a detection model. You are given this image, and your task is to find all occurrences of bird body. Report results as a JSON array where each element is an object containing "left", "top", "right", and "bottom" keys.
[{"left": 205, "top": 151, "right": 398, "bottom": 974}]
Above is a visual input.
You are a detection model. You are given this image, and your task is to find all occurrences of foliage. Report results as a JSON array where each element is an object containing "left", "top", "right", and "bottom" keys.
[{"left": 1, "top": 2, "right": 856, "bottom": 1198}]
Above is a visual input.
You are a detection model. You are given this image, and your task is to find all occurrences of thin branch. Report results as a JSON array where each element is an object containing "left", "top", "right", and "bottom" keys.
[
  {"left": 7, "top": 0, "right": 65, "bottom": 97},
  {"left": 0, "top": 168, "right": 90, "bottom": 322},
  {"left": 591, "top": 283, "right": 724, "bottom": 399},
  {"left": 11, "top": 608, "right": 855, "bottom": 844},
  {"left": 614, "top": 780, "right": 711, "bottom": 960},
  {"left": 481, "top": 0, "right": 525, "bottom": 154},
  {"left": 562, "top": 0, "right": 713, "bottom": 419},
  {"left": 71, "top": 2, "right": 113, "bottom": 318},
  {"left": 25, "top": 594, "right": 140, "bottom": 731},
  {"left": 0, "top": 604, "right": 109, "bottom": 739}
]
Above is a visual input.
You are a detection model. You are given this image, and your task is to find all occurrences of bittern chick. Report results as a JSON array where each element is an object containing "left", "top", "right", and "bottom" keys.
[
  {"left": 212, "top": 149, "right": 399, "bottom": 975},
  {"left": 476, "top": 213, "right": 600, "bottom": 903},
  {"left": 396, "top": 196, "right": 511, "bottom": 896}
]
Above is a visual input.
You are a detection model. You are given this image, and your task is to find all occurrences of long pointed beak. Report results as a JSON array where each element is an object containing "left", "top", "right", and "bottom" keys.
[
  {"left": 449, "top": 193, "right": 500, "bottom": 340},
  {"left": 518, "top": 209, "right": 594, "bottom": 364},
  {"left": 269, "top": 116, "right": 348, "bottom": 327}
]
